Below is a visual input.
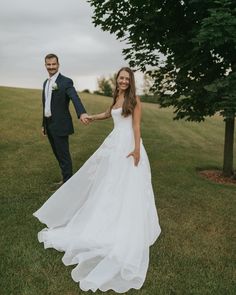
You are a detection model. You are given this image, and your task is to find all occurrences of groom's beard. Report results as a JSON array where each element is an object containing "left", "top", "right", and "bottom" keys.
[{"left": 48, "top": 69, "right": 58, "bottom": 76}]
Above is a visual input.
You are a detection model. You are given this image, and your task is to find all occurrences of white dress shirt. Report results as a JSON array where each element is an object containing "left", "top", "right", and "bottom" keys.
[{"left": 44, "top": 72, "right": 60, "bottom": 117}]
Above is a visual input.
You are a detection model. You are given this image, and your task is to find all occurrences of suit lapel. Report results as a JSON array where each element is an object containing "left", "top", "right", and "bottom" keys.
[
  {"left": 42, "top": 79, "right": 47, "bottom": 105},
  {"left": 55, "top": 73, "right": 62, "bottom": 85},
  {"left": 51, "top": 73, "right": 61, "bottom": 106}
]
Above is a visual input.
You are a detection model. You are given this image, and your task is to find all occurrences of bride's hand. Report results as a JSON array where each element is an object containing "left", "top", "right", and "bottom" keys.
[
  {"left": 87, "top": 115, "right": 95, "bottom": 122},
  {"left": 41, "top": 127, "right": 46, "bottom": 136},
  {"left": 127, "top": 149, "right": 140, "bottom": 166}
]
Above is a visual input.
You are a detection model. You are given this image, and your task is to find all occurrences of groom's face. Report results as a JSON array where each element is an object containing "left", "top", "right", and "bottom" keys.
[{"left": 45, "top": 57, "right": 59, "bottom": 77}]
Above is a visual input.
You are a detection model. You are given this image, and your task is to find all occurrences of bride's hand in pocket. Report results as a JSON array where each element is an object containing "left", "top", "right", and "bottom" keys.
[{"left": 127, "top": 149, "right": 140, "bottom": 166}]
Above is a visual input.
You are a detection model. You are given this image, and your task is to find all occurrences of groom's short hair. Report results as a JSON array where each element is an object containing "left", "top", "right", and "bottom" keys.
[{"left": 45, "top": 53, "right": 59, "bottom": 63}]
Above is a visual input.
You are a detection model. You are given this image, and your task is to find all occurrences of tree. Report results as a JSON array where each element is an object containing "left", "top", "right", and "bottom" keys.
[
  {"left": 108, "top": 73, "right": 117, "bottom": 92},
  {"left": 97, "top": 76, "right": 113, "bottom": 97},
  {"left": 88, "top": 0, "right": 236, "bottom": 177},
  {"left": 97, "top": 73, "right": 117, "bottom": 97},
  {"left": 81, "top": 89, "right": 90, "bottom": 93},
  {"left": 143, "top": 73, "right": 154, "bottom": 96}
]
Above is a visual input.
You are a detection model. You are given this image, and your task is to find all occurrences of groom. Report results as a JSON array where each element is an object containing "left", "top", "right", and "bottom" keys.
[{"left": 42, "top": 53, "right": 89, "bottom": 185}]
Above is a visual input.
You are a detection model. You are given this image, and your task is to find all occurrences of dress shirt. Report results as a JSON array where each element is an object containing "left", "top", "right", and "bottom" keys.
[{"left": 44, "top": 72, "right": 60, "bottom": 117}]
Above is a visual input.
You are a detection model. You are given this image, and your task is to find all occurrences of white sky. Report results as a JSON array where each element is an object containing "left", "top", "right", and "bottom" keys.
[{"left": 0, "top": 0, "right": 144, "bottom": 92}]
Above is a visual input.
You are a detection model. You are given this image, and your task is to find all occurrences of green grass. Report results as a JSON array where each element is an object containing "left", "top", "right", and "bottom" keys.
[{"left": 0, "top": 86, "right": 235, "bottom": 295}]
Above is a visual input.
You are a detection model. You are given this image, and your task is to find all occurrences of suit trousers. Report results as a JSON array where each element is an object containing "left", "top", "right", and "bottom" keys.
[{"left": 45, "top": 118, "right": 73, "bottom": 182}]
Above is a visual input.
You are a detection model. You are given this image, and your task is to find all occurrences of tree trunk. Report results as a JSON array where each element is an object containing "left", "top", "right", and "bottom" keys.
[{"left": 223, "top": 117, "right": 235, "bottom": 177}]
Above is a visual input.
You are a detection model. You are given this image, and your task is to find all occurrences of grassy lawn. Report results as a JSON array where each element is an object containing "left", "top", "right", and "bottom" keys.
[{"left": 0, "top": 86, "right": 235, "bottom": 295}]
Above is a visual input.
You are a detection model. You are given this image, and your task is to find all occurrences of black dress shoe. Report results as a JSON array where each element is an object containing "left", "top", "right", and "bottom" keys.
[
  {"left": 50, "top": 181, "right": 63, "bottom": 191},
  {"left": 53, "top": 180, "right": 64, "bottom": 186}
]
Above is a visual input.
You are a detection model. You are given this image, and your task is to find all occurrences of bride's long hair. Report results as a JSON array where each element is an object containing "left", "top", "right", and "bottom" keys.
[{"left": 112, "top": 67, "right": 137, "bottom": 117}]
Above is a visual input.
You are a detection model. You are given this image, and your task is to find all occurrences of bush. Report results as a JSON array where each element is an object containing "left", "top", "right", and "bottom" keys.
[{"left": 82, "top": 89, "right": 90, "bottom": 93}]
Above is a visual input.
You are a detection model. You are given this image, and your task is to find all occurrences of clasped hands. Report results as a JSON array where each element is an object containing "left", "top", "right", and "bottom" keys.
[{"left": 80, "top": 113, "right": 93, "bottom": 125}]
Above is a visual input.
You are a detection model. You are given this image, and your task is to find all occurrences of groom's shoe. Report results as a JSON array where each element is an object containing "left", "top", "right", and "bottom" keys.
[
  {"left": 53, "top": 180, "right": 64, "bottom": 186},
  {"left": 50, "top": 180, "right": 64, "bottom": 191}
]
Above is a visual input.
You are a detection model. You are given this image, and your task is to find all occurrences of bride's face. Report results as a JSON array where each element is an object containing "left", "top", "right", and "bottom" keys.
[{"left": 117, "top": 70, "right": 130, "bottom": 91}]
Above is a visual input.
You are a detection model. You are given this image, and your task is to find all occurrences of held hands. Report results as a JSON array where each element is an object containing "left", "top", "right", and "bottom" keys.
[
  {"left": 87, "top": 115, "right": 95, "bottom": 122},
  {"left": 80, "top": 113, "right": 96, "bottom": 125},
  {"left": 80, "top": 113, "right": 90, "bottom": 125},
  {"left": 127, "top": 149, "right": 140, "bottom": 166},
  {"left": 41, "top": 127, "right": 46, "bottom": 136}
]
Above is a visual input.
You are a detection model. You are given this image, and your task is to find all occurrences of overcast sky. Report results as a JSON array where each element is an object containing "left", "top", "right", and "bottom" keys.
[{"left": 0, "top": 0, "right": 144, "bottom": 92}]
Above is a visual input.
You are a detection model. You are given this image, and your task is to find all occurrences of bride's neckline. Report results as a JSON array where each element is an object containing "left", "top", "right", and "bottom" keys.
[
  {"left": 112, "top": 96, "right": 124, "bottom": 110},
  {"left": 112, "top": 107, "right": 122, "bottom": 110}
]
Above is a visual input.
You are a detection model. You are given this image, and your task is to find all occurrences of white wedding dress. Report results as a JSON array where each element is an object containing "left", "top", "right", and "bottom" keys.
[{"left": 33, "top": 107, "right": 161, "bottom": 293}]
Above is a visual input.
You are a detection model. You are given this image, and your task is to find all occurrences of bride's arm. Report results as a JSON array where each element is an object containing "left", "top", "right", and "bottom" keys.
[
  {"left": 88, "top": 107, "right": 111, "bottom": 121},
  {"left": 127, "top": 97, "right": 142, "bottom": 166}
]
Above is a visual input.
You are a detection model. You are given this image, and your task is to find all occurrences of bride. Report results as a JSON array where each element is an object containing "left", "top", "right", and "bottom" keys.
[{"left": 33, "top": 67, "right": 161, "bottom": 293}]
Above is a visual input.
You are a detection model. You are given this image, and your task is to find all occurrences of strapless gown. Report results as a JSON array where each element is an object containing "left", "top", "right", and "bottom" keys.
[{"left": 33, "top": 107, "right": 161, "bottom": 293}]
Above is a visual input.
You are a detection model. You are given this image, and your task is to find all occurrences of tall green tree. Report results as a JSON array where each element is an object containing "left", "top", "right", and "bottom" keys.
[{"left": 88, "top": 0, "right": 236, "bottom": 177}]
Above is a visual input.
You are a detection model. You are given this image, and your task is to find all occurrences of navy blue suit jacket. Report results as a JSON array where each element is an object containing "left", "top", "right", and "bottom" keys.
[{"left": 42, "top": 73, "right": 86, "bottom": 136}]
